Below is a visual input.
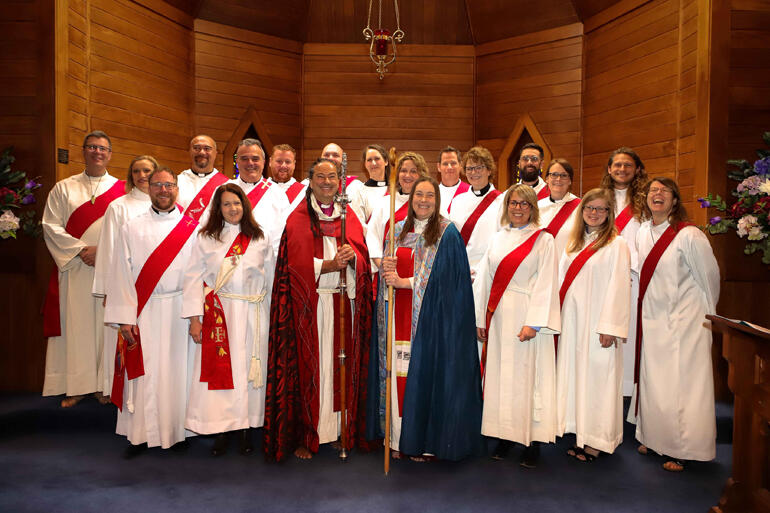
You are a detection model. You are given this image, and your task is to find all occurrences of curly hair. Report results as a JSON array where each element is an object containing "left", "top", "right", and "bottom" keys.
[{"left": 599, "top": 147, "right": 649, "bottom": 221}]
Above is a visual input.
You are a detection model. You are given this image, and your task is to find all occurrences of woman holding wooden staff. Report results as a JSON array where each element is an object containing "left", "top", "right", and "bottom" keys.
[
  {"left": 182, "top": 184, "right": 274, "bottom": 456},
  {"left": 473, "top": 184, "right": 560, "bottom": 469},
  {"left": 366, "top": 174, "right": 482, "bottom": 463},
  {"left": 631, "top": 177, "right": 720, "bottom": 472},
  {"left": 555, "top": 188, "right": 630, "bottom": 462}
]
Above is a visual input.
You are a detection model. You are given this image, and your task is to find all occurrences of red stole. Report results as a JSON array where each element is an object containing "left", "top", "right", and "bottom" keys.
[
  {"left": 200, "top": 233, "right": 251, "bottom": 390},
  {"left": 446, "top": 181, "right": 470, "bottom": 214},
  {"left": 544, "top": 197, "right": 581, "bottom": 238},
  {"left": 383, "top": 201, "right": 409, "bottom": 242},
  {"left": 246, "top": 180, "right": 272, "bottom": 207},
  {"left": 633, "top": 222, "right": 693, "bottom": 415},
  {"left": 183, "top": 172, "right": 228, "bottom": 221},
  {"left": 394, "top": 245, "right": 414, "bottom": 416},
  {"left": 555, "top": 242, "right": 600, "bottom": 355},
  {"left": 42, "top": 179, "right": 126, "bottom": 337},
  {"left": 111, "top": 214, "right": 199, "bottom": 410},
  {"left": 537, "top": 184, "right": 551, "bottom": 200},
  {"left": 481, "top": 229, "right": 543, "bottom": 377},
  {"left": 615, "top": 204, "right": 633, "bottom": 233},
  {"left": 286, "top": 181, "right": 305, "bottom": 203},
  {"left": 459, "top": 190, "right": 502, "bottom": 246}
]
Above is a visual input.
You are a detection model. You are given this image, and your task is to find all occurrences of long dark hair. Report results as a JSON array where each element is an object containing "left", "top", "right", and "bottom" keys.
[
  {"left": 305, "top": 158, "right": 340, "bottom": 237},
  {"left": 600, "top": 147, "right": 649, "bottom": 221},
  {"left": 642, "top": 177, "right": 688, "bottom": 229},
  {"left": 398, "top": 176, "right": 442, "bottom": 247},
  {"left": 362, "top": 144, "right": 390, "bottom": 182},
  {"left": 200, "top": 183, "right": 264, "bottom": 242}
]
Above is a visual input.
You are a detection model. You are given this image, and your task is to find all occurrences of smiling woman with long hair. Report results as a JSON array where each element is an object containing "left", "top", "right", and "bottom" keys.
[
  {"left": 182, "top": 183, "right": 273, "bottom": 457},
  {"left": 367, "top": 175, "right": 482, "bottom": 462}
]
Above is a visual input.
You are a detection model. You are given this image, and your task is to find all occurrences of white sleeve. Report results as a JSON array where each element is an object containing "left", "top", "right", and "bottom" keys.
[
  {"left": 181, "top": 235, "right": 207, "bottom": 319},
  {"left": 42, "top": 183, "right": 87, "bottom": 270}
]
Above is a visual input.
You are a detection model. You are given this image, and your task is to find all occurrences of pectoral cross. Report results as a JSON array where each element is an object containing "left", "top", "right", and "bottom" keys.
[{"left": 184, "top": 218, "right": 197, "bottom": 228}]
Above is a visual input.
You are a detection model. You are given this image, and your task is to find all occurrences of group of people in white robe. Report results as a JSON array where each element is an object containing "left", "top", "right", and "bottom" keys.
[{"left": 42, "top": 131, "right": 720, "bottom": 473}]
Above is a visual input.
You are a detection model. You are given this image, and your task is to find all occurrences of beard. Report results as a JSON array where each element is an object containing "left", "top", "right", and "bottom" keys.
[{"left": 520, "top": 165, "right": 540, "bottom": 183}]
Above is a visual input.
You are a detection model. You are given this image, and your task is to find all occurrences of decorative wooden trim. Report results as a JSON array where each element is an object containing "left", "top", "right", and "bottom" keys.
[
  {"left": 222, "top": 105, "right": 275, "bottom": 178},
  {"left": 475, "top": 23, "right": 583, "bottom": 56},
  {"left": 496, "top": 113, "right": 552, "bottom": 192},
  {"left": 303, "top": 43, "right": 475, "bottom": 57},
  {"left": 194, "top": 19, "right": 303, "bottom": 54},
  {"left": 130, "top": 0, "right": 194, "bottom": 29},
  {"left": 583, "top": 0, "right": 653, "bottom": 33}
]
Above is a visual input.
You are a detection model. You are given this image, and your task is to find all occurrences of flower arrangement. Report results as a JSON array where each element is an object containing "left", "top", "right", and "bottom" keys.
[
  {"left": 0, "top": 147, "right": 42, "bottom": 239},
  {"left": 699, "top": 132, "right": 770, "bottom": 264}
]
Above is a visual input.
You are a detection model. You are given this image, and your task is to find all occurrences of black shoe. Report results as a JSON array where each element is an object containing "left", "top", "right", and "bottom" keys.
[
  {"left": 239, "top": 429, "right": 254, "bottom": 456},
  {"left": 170, "top": 440, "right": 190, "bottom": 453},
  {"left": 211, "top": 433, "right": 229, "bottom": 457},
  {"left": 123, "top": 443, "right": 147, "bottom": 460},
  {"left": 520, "top": 443, "right": 540, "bottom": 469},
  {"left": 492, "top": 440, "right": 512, "bottom": 460}
]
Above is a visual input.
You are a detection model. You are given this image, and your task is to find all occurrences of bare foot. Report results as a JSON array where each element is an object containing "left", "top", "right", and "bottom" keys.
[
  {"left": 391, "top": 450, "right": 402, "bottom": 460},
  {"left": 61, "top": 395, "right": 84, "bottom": 408},
  {"left": 93, "top": 392, "right": 111, "bottom": 405},
  {"left": 294, "top": 446, "right": 313, "bottom": 460},
  {"left": 637, "top": 444, "right": 648, "bottom": 455}
]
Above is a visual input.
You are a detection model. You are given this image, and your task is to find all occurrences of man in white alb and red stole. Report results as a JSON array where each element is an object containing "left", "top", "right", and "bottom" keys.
[
  {"left": 600, "top": 147, "right": 648, "bottom": 396},
  {"left": 537, "top": 158, "right": 581, "bottom": 257},
  {"left": 316, "top": 143, "right": 366, "bottom": 223},
  {"left": 517, "top": 143, "right": 550, "bottom": 200},
  {"left": 437, "top": 146, "right": 470, "bottom": 216},
  {"left": 449, "top": 146, "right": 504, "bottom": 277},
  {"left": 197, "top": 139, "right": 288, "bottom": 258},
  {"left": 267, "top": 143, "right": 306, "bottom": 216},
  {"left": 177, "top": 135, "right": 229, "bottom": 221},
  {"left": 104, "top": 167, "right": 197, "bottom": 458},
  {"left": 264, "top": 158, "right": 374, "bottom": 462},
  {"left": 42, "top": 130, "right": 125, "bottom": 408}
]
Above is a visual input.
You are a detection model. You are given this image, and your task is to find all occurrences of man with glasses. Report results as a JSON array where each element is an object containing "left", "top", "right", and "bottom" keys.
[
  {"left": 104, "top": 167, "right": 197, "bottom": 458},
  {"left": 42, "top": 130, "right": 125, "bottom": 408},
  {"left": 517, "top": 143, "right": 549, "bottom": 200},
  {"left": 178, "top": 135, "right": 229, "bottom": 221},
  {"left": 437, "top": 146, "right": 470, "bottom": 216}
]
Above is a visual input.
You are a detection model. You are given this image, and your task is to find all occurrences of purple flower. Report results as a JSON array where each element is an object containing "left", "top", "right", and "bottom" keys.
[
  {"left": 698, "top": 197, "right": 711, "bottom": 208},
  {"left": 756, "top": 157, "right": 770, "bottom": 176},
  {"left": 24, "top": 180, "right": 39, "bottom": 190},
  {"left": 21, "top": 194, "right": 35, "bottom": 205},
  {"left": 709, "top": 216, "right": 722, "bottom": 225}
]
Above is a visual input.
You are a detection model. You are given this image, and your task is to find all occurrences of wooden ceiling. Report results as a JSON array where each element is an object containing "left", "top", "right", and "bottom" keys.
[{"left": 171, "top": 0, "right": 622, "bottom": 44}]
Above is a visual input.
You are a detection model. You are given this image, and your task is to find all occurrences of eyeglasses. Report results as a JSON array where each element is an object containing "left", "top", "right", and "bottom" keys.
[
  {"left": 508, "top": 200, "right": 531, "bottom": 209},
  {"left": 84, "top": 144, "right": 111, "bottom": 152},
  {"left": 547, "top": 172, "right": 570, "bottom": 180},
  {"left": 520, "top": 155, "right": 541, "bottom": 163},
  {"left": 192, "top": 145, "right": 214, "bottom": 153},
  {"left": 584, "top": 206, "right": 610, "bottom": 214},
  {"left": 648, "top": 186, "right": 673, "bottom": 195},
  {"left": 465, "top": 165, "right": 486, "bottom": 173},
  {"left": 150, "top": 182, "right": 177, "bottom": 189}
]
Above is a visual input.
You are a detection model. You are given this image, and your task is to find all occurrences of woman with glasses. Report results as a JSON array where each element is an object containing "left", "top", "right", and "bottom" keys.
[
  {"left": 473, "top": 184, "right": 560, "bottom": 469},
  {"left": 555, "top": 188, "right": 631, "bottom": 462},
  {"left": 367, "top": 175, "right": 482, "bottom": 462},
  {"left": 631, "top": 177, "right": 720, "bottom": 472},
  {"left": 538, "top": 158, "right": 581, "bottom": 257},
  {"left": 182, "top": 184, "right": 274, "bottom": 457}
]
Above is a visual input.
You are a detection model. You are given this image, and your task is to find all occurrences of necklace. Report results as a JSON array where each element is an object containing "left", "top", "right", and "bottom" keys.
[{"left": 87, "top": 172, "right": 105, "bottom": 204}]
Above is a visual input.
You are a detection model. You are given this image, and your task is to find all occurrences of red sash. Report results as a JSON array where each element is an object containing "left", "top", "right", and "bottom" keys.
[
  {"left": 615, "top": 204, "right": 633, "bottom": 233},
  {"left": 537, "top": 184, "right": 551, "bottom": 200},
  {"left": 246, "top": 180, "right": 272, "bottom": 207},
  {"left": 342, "top": 176, "right": 358, "bottom": 189},
  {"left": 481, "top": 229, "right": 543, "bottom": 378},
  {"left": 459, "top": 190, "right": 502, "bottom": 246},
  {"left": 42, "top": 179, "right": 126, "bottom": 337},
  {"left": 382, "top": 201, "right": 409, "bottom": 242},
  {"left": 285, "top": 181, "right": 305, "bottom": 203},
  {"left": 394, "top": 246, "right": 414, "bottom": 416},
  {"left": 446, "top": 181, "right": 470, "bottom": 214},
  {"left": 633, "top": 222, "right": 693, "bottom": 414},
  {"left": 545, "top": 197, "right": 580, "bottom": 238},
  {"left": 111, "top": 214, "right": 199, "bottom": 410},
  {"left": 200, "top": 232, "right": 252, "bottom": 390},
  {"left": 184, "top": 172, "right": 228, "bottom": 221},
  {"left": 555, "top": 242, "right": 599, "bottom": 355}
]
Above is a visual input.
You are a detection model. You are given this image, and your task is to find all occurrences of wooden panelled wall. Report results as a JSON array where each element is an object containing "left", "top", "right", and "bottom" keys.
[{"left": 301, "top": 44, "right": 474, "bottom": 176}]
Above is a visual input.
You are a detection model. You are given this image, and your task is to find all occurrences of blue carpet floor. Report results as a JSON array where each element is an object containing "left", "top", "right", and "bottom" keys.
[{"left": 0, "top": 394, "right": 731, "bottom": 513}]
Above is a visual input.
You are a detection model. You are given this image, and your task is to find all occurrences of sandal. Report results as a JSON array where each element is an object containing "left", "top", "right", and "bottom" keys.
[
  {"left": 567, "top": 446, "right": 581, "bottom": 458},
  {"left": 576, "top": 447, "right": 600, "bottom": 463},
  {"left": 663, "top": 459, "right": 686, "bottom": 472},
  {"left": 60, "top": 395, "right": 84, "bottom": 408}
]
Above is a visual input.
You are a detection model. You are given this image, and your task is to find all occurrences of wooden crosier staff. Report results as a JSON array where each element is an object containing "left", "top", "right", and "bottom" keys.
[
  {"left": 336, "top": 152, "right": 350, "bottom": 461},
  {"left": 384, "top": 150, "right": 398, "bottom": 475}
]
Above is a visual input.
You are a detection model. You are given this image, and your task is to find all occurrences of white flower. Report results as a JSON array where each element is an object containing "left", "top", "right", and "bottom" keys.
[
  {"left": 737, "top": 214, "right": 758, "bottom": 238},
  {"left": 748, "top": 226, "right": 768, "bottom": 241},
  {"left": 760, "top": 179, "right": 770, "bottom": 195},
  {"left": 0, "top": 209, "right": 20, "bottom": 238}
]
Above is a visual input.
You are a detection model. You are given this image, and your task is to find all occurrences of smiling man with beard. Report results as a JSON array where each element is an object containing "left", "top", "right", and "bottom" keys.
[{"left": 517, "top": 143, "right": 549, "bottom": 200}]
